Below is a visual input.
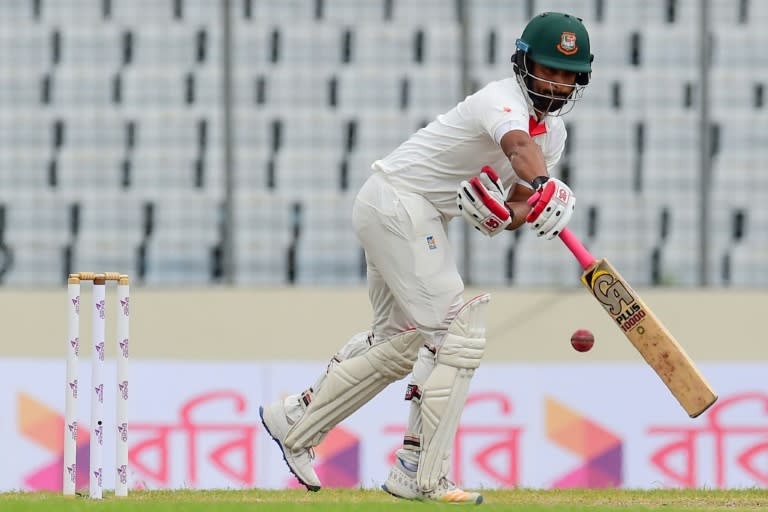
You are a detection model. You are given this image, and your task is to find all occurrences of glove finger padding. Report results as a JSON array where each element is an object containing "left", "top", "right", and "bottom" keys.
[
  {"left": 457, "top": 172, "right": 511, "bottom": 237},
  {"left": 478, "top": 166, "right": 505, "bottom": 196},
  {"left": 457, "top": 181, "right": 489, "bottom": 228},
  {"left": 527, "top": 179, "right": 576, "bottom": 239}
]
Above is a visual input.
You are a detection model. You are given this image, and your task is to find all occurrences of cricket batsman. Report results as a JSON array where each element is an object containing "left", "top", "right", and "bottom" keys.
[{"left": 260, "top": 12, "right": 593, "bottom": 503}]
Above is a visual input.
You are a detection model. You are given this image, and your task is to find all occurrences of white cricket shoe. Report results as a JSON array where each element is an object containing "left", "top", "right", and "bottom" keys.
[
  {"left": 259, "top": 401, "right": 321, "bottom": 491},
  {"left": 382, "top": 456, "right": 483, "bottom": 504}
]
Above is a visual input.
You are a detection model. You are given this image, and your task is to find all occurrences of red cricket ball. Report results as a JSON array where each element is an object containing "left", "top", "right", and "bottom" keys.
[{"left": 571, "top": 329, "right": 594, "bottom": 352}]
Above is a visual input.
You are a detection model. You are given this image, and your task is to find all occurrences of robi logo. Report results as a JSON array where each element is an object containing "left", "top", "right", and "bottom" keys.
[{"left": 286, "top": 426, "right": 360, "bottom": 488}]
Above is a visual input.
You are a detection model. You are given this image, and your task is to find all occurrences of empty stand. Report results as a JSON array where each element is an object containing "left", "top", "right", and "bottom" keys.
[
  {"left": 294, "top": 192, "right": 365, "bottom": 285},
  {"left": 0, "top": 0, "right": 764, "bottom": 287},
  {"left": 233, "top": 190, "right": 293, "bottom": 285}
]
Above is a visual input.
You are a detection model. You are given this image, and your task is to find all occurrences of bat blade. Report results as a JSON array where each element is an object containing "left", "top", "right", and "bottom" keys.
[{"left": 581, "top": 257, "right": 718, "bottom": 418}]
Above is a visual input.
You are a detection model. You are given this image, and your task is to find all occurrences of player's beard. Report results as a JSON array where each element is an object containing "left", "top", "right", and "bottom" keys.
[{"left": 527, "top": 77, "right": 570, "bottom": 113}]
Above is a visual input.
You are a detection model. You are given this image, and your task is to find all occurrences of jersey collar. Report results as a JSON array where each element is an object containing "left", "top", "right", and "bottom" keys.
[{"left": 529, "top": 116, "right": 547, "bottom": 137}]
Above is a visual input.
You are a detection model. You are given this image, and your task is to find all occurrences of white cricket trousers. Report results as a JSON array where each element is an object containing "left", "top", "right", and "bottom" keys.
[{"left": 352, "top": 172, "right": 465, "bottom": 348}]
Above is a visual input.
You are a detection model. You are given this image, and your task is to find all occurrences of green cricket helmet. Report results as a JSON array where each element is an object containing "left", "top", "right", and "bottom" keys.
[{"left": 512, "top": 12, "right": 594, "bottom": 115}]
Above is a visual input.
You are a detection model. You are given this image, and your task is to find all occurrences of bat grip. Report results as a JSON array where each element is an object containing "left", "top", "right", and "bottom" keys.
[{"left": 527, "top": 190, "right": 596, "bottom": 270}]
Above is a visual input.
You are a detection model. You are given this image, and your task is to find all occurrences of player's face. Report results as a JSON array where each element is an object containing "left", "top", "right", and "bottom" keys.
[{"left": 528, "top": 62, "right": 578, "bottom": 112}]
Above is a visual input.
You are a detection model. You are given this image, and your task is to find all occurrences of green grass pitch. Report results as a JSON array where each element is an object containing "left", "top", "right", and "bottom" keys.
[{"left": 1, "top": 489, "right": 767, "bottom": 511}]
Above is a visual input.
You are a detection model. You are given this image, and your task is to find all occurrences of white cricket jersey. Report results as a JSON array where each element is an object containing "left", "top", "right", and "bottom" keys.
[{"left": 371, "top": 77, "right": 567, "bottom": 219}]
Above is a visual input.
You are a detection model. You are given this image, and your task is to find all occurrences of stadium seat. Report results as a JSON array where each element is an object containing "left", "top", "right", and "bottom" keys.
[
  {"left": 0, "top": 111, "right": 54, "bottom": 151},
  {"left": 1, "top": 192, "right": 71, "bottom": 244},
  {"left": 239, "top": 66, "right": 336, "bottom": 108},
  {"left": 0, "top": 24, "right": 52, "bottom": 74},
  {"left": 129, "top": 149, "right": 206, "bottom": 191},
  {"left": 232, "top": 21, "right": 272, "bottom": 69},
  {"left": 641, "top": 112, "right": 699, "bottom": 195},
  {"left": 121, "top": 68, "right": 188, "bottom": 107},
  {"left": 600, "top": 0, "right": 673, "bottom": 26},
  {"left": 271, "top": 150, "right": 345, "bottom": 193},
  {"left": 174, "top": 0, "right": 223, "bottom": 22},
  {"left": 275, "top": 22, "right": 343, "bottom": 67},
  {"left": 466, "top": 0, "right": 527, "bottom": 26},
  {"left": 566, "top": 110, "right": 636, "bottom": 192},
  {"left": 745, "top": 0, "right": 768, "bottom": 27},
  {"left": 131, "top": 25, "right": 219, "bottom": 70},
  {"left": 710, "top": 68, "right": 764, "bottom": 115},
  {"left": 294, "top": 192, "right": 365, "bottom": 285},
  {"left": 274, "top": 111, "right": 348, "bottom": 157},
  {"left": 248, "top": 0, "right": 316, "bottom": 22},
  {"left": 464, "top": 226, "right": 515, "bottom": 286},
  {"left": 577, "top": 68, "right": 645, "bottom": 111},
  {"left": 59, "top": 26, "right": 122, "bottom": 67},
  {"left": 49, "top": 67, "right": 117, "bottom": 108},
  {"left": 233, "top": 190, "right": 293, "bottom": 285},
  {"left": 72, "top": 234, "right": 140, "bottom": 278},
  {"left": 407, "top": 65, "right": 462, "bottom": 115},
  {"left": 352, "top": 23, "right": 417, "bottom": 68},
  {"left": 143, "top": 237, "right": 216, "bottom": 285},
  {"left": 322, "top": 0, "right": 384, "bottom": 22},
  {"left": 64, "top": 113, "right": 126, "bottom": 152},
  {"left": 512, "top": 229, "right": 583, "bottom": 287},
  {"left": 132, "top": 110, "right": 210, "bottom": 152},
  {"left": 0, "top": 0, "right": 36, "bottom": 22},
  {"left": 728, "top": 242, "right": 768, "bottom": 286},
  {"left": 234, "top": 107, "right": 284, "bottom": 152},
  {"left": 40, "top": 0, "right": 105, "bottom": 22},
  {"left": 587, "top": 24, "right": 635, "bottom": 70},
  {"left": 77, "top": 193, "right": 146, "bottom": 245},
  {"left": 0, "top": 151, "right": 50, "bottom": 189},
  {"left": 351, "top": 111, "right": 419, "bottom": 159},
  {"left": 576, "top": 193, "right": 656, "bottom": 286},
  {"left": 151, "top": 192, "right": 221, "bottom": 244},
  {"left": 109, "top": 0, "right": 177, "bottom": 23},
  {"left": 2, "top": 241, "right": 65, "bottom": 286},
  {"left": 55, "top": 148, "right": 123, "bottom": 191},
  {"left": 532, "top": 0, "right": 595, "bottom": 21},
  {"left": 343, "top": 150, "right": 377, "bottom": 194},
  {"left": 0, "top": 72, "right": 46, "bottom": 108},
  {"left": 391, "top": 0, "right": 457, "bottom": 23},
  {"left": 639, "top": 26, "right": 699, "bottom": 70},
  {"left": 653, "top": 238, "right": 699, "bottom": 287},
  {"left": 710, "top": 0, "right": 746, "bottom": 25},
  {"left": 336, "top": 67, "right": 404, "bottom": 113},
  {"left": 711, "top": 28, "right": 768, "bottom": 70}
]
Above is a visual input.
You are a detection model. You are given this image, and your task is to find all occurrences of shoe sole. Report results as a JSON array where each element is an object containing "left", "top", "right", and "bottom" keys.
[
  {"left": 382, "top": 484, "right": 483, "bottom": 505},
  {"left": 381, "top": 483, "right": 422, "bottom": 502},
  {"left": 259, "top": 405, "right": 321, "bottom": 492}
]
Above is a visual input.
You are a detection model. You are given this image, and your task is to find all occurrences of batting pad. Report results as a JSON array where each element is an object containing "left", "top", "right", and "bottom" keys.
[
  {"left": 284, "top": 329, "right": 422, "bottom": 449},
  {"left": 417, "top": 293, "right": 490, "bottom": 492}
]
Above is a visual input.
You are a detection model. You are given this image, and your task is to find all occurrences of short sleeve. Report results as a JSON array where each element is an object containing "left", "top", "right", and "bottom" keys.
[{"left": 468, "top": 81, "right": 529, "bottom": 144}]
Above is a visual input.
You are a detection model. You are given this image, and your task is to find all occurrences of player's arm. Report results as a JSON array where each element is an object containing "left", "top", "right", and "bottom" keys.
[
  {"left": 499, "top": 129, "right": 549, "bottom": 187},
  {"left": 503, "top": 184, "right": 535, "bottom": 230},
  {"left": 500, "top": 130, "right": 576, "bottom": 240}
]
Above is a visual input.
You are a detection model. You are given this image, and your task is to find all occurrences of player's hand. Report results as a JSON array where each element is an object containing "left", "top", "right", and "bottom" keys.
[
  {"left": 526, "top": 177, "right": 575, "bottom": 240},
  {"left": 457, "top": 166, "right": 512, "bottom": 237}
]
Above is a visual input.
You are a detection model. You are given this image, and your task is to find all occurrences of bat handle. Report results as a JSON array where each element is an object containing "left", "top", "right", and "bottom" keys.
[{"left": 527, "top": 190, "right": 597, "bottom": 270}]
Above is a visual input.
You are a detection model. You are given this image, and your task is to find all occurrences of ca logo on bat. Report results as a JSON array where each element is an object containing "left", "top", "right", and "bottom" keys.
[{"left": 587, "top": 267, "right": 647, "bottom": 333}]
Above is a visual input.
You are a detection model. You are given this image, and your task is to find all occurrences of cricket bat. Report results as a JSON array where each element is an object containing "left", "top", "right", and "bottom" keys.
[{"left": 556, "top": 227, "right": 718, "bottom": 417}]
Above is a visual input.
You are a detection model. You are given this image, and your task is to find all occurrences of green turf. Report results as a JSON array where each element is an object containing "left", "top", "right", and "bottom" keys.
[{"left": 1, "top": 488, "right": 767, "bottom": 511}]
